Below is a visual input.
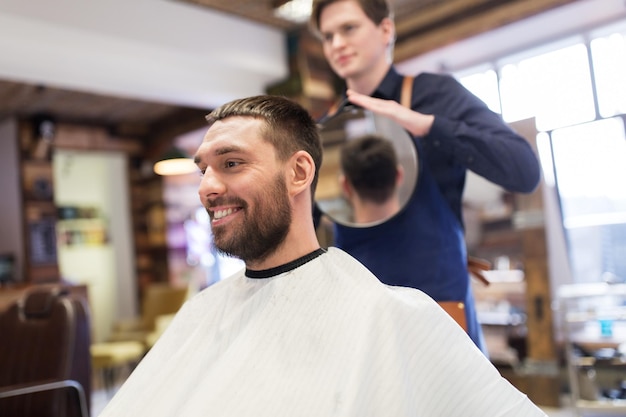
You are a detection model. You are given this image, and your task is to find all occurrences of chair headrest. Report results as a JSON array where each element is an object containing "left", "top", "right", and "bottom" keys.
[{"left": 21, "top": 287, "right": 69, "bottom": 318}]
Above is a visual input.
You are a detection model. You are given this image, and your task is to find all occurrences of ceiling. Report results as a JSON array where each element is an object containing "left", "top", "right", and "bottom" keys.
[
  {"left": 177, "top": 0, "right": 581, "bottom": 61},
  {"left": 0, "top": 0, "right": 287, "bottom": 145},
  {"left": 0, "top": 79, "right": 210, "bottom": 140},
  {"left": 0, "top": 0, "right": 584, "bottom": 146},
  {"left": 177, "top": 0, "right": 446, "bottom": 31}
]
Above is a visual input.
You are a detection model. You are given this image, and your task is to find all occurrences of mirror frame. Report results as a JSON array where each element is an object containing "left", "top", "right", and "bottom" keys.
[{"left": 316, "top": 106, "right": 419, "bottom": 227}]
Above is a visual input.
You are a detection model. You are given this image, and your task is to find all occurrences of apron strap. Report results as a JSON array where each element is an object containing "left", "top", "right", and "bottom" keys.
[
  {"left": 400, "top": 74, "right": 492, "bottom": 287},
  {"left": 401, "top": 75, "right": 414, "bottom": 108}
]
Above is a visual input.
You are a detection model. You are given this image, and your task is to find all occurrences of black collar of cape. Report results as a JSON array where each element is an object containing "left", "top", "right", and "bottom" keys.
[{"left": 245, "top": 248, "right": 327, "bottom": 279}]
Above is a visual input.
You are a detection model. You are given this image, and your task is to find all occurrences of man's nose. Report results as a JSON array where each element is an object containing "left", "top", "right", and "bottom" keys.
[
  {"left": 331, "top": 33, "right": 346, "bottom": 48},
  {"left": 198, "top": 169, "right": 225, "bottom": 200}
]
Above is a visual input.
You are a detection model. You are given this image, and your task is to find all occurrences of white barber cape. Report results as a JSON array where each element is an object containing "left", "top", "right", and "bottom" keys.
[{"left": 99, "top": 247, "right": 545, "bottom": 417}]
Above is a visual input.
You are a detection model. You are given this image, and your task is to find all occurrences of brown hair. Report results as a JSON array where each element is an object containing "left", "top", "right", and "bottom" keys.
[
  {"left": 205, "top": 95, "right": 323, "bottom": 196},
  {"left": 340, "top": 134, "right": 398, "bottom": 204},
  {"left": 309, "top": 0, "right": 393, "bottom": 36}
]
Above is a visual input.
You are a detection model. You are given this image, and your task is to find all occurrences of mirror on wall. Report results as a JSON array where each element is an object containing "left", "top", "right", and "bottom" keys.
[{"left": 316, "top": 106, "right": 418, "bottom": 227}]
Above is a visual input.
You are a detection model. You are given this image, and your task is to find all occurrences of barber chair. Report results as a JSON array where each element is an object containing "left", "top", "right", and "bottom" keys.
[
  {"left": 435, "top": 256, "right": 493, "bottom": 333},
  {"left": 438, "top": 301, "right": 467, "bottom": 332},
  {"left": 91, "top": 283, "right": 187, "bottom": 395},
  {"left": 108, "top": 282, "right": 188, "bottom": 347},
  {"left": 0, "top": 286, "right": 92, "bottom": 417}
]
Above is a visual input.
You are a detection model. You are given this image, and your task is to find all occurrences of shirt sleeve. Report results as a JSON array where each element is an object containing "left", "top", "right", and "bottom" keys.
[{"left": 421, "top": 74, "right": 541, "bottom": 193}]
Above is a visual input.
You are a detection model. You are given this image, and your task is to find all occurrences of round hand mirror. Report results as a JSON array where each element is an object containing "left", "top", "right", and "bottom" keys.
[{"left": 316, "top": 105, "right": 419, "bottom": 227}]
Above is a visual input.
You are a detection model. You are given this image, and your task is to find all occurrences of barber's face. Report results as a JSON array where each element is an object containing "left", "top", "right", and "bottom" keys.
[
  {"left": 195, "top": 117, "right": 292, "bottom": 263},
  {"left": 319, "top": 0, "right": 393, "bottom": 81}
]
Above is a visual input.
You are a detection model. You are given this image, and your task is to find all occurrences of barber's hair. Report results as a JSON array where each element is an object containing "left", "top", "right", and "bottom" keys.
[
  {"left": 340, "top": 134, "right": 398, "bottom": 204},
  {"left": 205, "top": 95, "right": 323, "bottom": 195},
  {"left": 310, "top": 0, "right": 393, "bottom": 36}
]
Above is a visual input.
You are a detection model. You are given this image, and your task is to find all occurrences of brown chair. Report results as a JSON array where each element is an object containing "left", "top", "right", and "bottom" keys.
[
  {"left": 0, "top": 286, "right": 92, "bottom": 417},
  {"left": 90, "top": 283, "right": 187, "bottom": 394},
  {"left": 108, "top": 283, "right": 188, "bottom": 347},
  {"left": 437, "top": 301, "right": 468, "bottom": 332},
  {"left": 90, "top": 341, "right": 144, "bottom": 396}
]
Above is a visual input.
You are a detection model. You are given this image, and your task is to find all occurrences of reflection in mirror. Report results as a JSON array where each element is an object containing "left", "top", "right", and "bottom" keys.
[
  {"left": 339, "top": 134, "right": 405, "bottom": 224},
  {"left": 316, "top": 107, "right": 418, "bottom": 227}
]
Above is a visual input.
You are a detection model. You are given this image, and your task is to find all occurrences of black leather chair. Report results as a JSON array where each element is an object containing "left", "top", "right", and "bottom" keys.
[{"left": 0, "top": 286, "right": 92, "bottom": 417}]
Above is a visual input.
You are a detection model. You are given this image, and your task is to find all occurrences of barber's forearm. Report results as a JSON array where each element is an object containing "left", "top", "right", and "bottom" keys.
[
  {"left": 346, "top": 89, "right": 433, "bottom": 136},
  {"left": 405, "top": 112, "right": 434, "bottom": 137}
]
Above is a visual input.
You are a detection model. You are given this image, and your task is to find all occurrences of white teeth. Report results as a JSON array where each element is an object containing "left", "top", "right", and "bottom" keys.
[{"left": 213, "top": 208, "right": 234, "bottom": 220}]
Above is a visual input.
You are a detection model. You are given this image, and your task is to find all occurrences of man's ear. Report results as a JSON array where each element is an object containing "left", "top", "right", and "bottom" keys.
[
  {"left": 339, "top": 174, "right": 352, "bottom": 199},
  {"left": 380, "top": 17, "right": 395, "bottom": 47},
  {"left": 289, "top": 150, "right": 315, "bottom": 197},
  {"left": 395, "top": 164, "right": 405, "bottom": 188}
]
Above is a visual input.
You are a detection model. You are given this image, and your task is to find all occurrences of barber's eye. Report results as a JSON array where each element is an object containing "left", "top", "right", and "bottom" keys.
[{"left": 342, "top": 24, "right": 356, "bottom": 35}]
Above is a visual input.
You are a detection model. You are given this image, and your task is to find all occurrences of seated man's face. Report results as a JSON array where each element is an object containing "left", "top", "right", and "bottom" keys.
[{"left": 195, "top": 116, "right": 292, "bottom": 263}]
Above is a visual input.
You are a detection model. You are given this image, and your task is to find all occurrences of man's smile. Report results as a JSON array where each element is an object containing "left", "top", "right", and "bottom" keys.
[{"left": 210, "top": 206, "right": 242, "bottom": 224}]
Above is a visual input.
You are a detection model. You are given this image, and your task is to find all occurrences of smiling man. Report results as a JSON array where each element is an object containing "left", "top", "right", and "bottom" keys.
[
  {"left": 98, "top": 95, "right": 546, "bottom": 417},
  {"left": 197, "top": 126, "right": 292, "bottom": 266},
  {"left": 194, "top": 97, "right": 321, "bottom": 270}
]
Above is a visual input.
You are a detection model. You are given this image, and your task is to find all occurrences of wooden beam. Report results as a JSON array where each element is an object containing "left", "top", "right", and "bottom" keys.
[
  {"left": 394, "top": 0, "right": 580, "bottom": 62},
  {"left": 395, "top": 0, "right": 506, "bottom": 36},
  {"left": 143, "top": 108, "right": 211, "bottom": 161}
]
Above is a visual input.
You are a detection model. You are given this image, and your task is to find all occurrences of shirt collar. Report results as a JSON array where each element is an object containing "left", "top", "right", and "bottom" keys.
[
  {"left": 322, "top": 67, "right": 404, "bottom": 122},
  {"left": 371, "top": 66, "right": 404, "bottom": 100}
]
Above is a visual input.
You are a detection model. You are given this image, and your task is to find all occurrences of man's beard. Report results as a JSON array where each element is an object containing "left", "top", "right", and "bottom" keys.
[{"left": 211, "top": 174, "right": 292, "bottom": 264}]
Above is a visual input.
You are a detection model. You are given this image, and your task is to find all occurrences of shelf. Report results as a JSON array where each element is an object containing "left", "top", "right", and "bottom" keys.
[
  {"left": 566, "top": 310, "right": 626, "bottom": 323},
  {"left": 57, "top": 218, "right": 106, "bottom": 225},
  {"left": 558, "top": 283, "right": 626, "bottom": 300},
  {"left": 22, "top": 161, "right": 54, "bottom": 201},
  {"left": 478, "top": 311, "right": 525, "bottom": 326},
  {"left": 559, "top": 283, "right": 626, "bottom": 415},
  {"left": 575, "top": 398, "right": 626, "bottom": 412},
  {"left": 566, "top": 315, "right": 626, "bottom": 350},
  {"left": 573, "top": 356, "right": 626, "bottom": 367},
  {"left": 130, "top": 171, "right": 169, "bottom": 286}
]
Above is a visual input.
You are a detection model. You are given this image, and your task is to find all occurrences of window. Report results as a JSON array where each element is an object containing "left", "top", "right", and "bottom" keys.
[
  {"left": 551, "top": 118, "right": 626, "bottom": 282},
  {"left": 499, "top": 43, "right": 596, "bottom": 131},
  {"left": 591, "top": 28, "right": 626, "bottom": 118},
  {"left": 456, "top": 20, "right": 626, "bottom": 285},
  {"left": 457, "top": 67, "right": 501, "bottom": 114}
]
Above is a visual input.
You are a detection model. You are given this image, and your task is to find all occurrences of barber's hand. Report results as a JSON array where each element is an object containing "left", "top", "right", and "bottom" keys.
[{"left": 346, "top": 89, "right": 434, "bottom": 137}]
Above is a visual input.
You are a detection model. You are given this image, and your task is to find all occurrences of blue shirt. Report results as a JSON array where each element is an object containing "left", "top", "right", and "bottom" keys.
[
  {"left": 373, "top": 68, "right": 540, "bottom": 224},
  {"left": 331, "top": 67, "right": 540, "bottom": 352}
]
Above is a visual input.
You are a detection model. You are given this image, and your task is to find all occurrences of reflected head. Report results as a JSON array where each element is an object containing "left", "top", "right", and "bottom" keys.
[{"left": 340, "top": 134, "right": 398, "bottom": 204}]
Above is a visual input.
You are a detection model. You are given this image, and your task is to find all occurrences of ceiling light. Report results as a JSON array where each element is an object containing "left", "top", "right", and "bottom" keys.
[
  {"left": 153, "top": 147, "right": 198, "bottom": 176},
  {"left": 274, "top": 0, "right": 312, "bottom": 23}
]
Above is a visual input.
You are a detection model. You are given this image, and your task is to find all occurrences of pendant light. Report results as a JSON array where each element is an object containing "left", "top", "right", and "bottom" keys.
[{"left": 153, "top": 147, "right": 197, "bottom": 176}]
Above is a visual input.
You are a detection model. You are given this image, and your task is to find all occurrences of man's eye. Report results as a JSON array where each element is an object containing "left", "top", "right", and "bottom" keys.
[
  {"left": 322, "top": 33, "right": 333, "bottom": 43},
  {"left": 225, "top": 161, "right": 240, "bottom": 168}
]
